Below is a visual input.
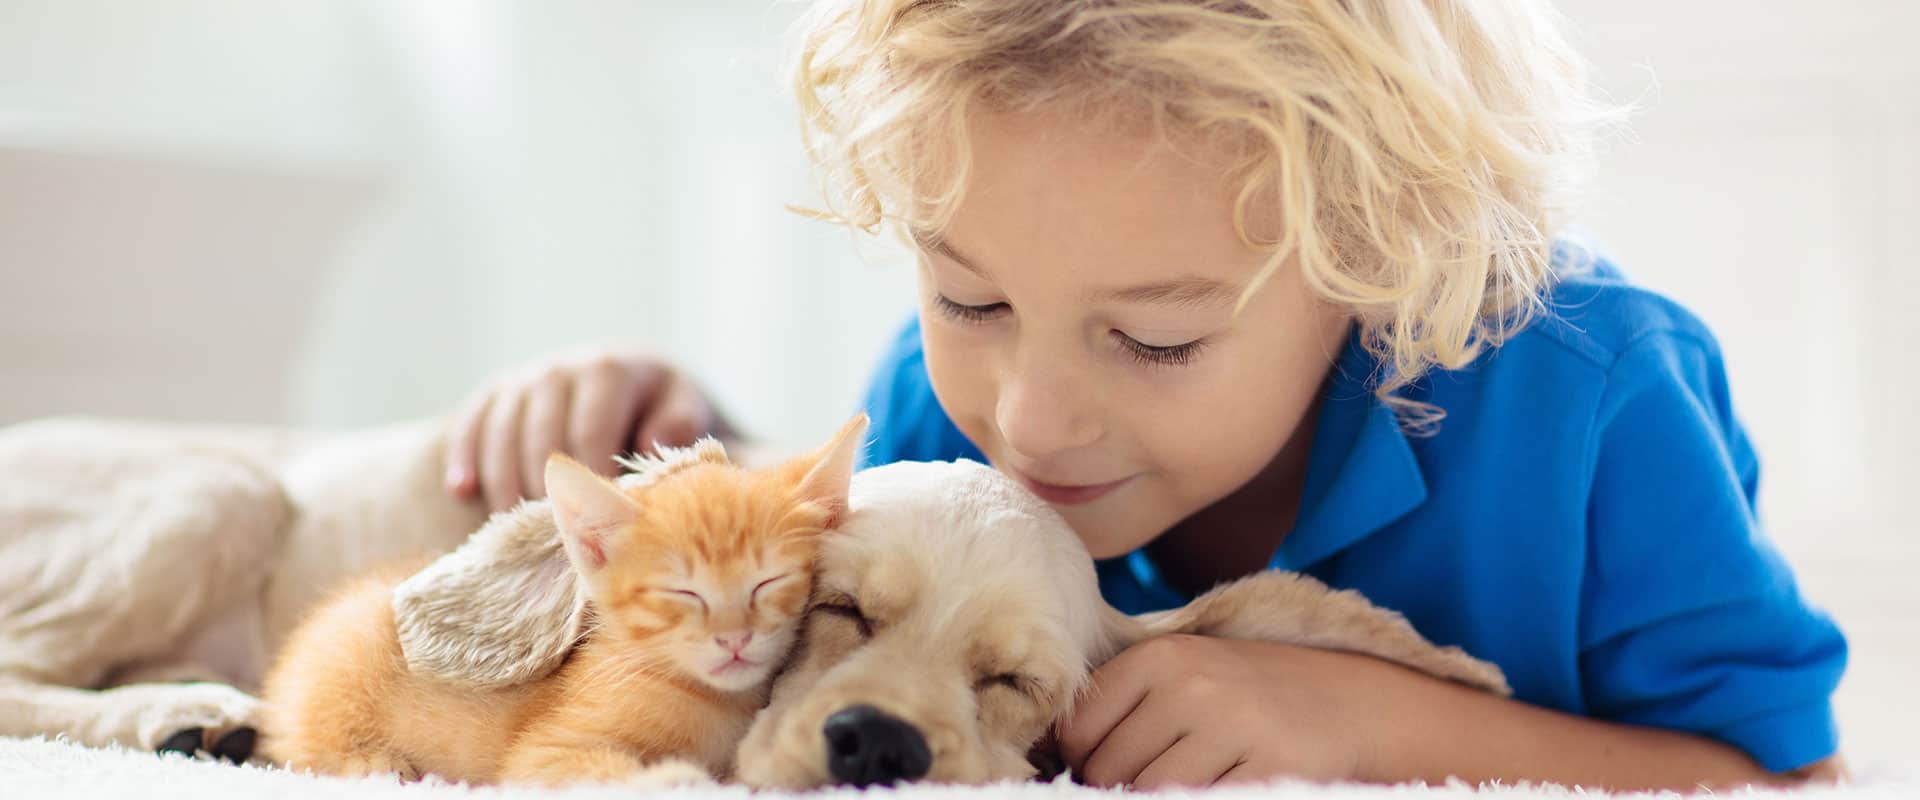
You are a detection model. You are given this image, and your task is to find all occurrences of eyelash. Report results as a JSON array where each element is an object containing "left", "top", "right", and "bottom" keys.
[
  {"left": 934, "top": 294, "right": 1208, "bottom": 368},
  {"left": 661, "top": 589, "right": 708, "bottom": 613},
  {"left": 750, "top": 574, "right": 788, "bottom": 609},
  {"left": 812, "top": 599, "right": 873, "bottom": 638},
  {"left": 1115, "top": 334, "right": 1208, "bottom": 367},
  {"left": 932, "top": 294, "right": 1007, "bottom": 324},
  {"left": 974, "top": 673, "right": 1036, "bottom": 698}
]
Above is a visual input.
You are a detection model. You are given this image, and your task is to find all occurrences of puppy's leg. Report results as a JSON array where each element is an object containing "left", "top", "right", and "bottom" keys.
[
  {"left": 0, "top": 677, "right": 259, "bottom": 754},
  {"left": 108, "top": 662, "right": 228, "bottom": 685},
  {"left": 0, "top": 420, "right": 291, "bottom": 751},
  {"left": 1147, "top": 571, "right": 1512, "bottom": 695},
  {"left": 98, "top": 661, "right": 260, "bottom": 762}
]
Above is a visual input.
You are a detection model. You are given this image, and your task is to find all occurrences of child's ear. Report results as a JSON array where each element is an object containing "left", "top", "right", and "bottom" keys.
[
  {"left": 546, "top": 454, "right": 641, "bottom": 577},
  {"left": 792, "top": 413, "right": 868, "bottom": 528}
]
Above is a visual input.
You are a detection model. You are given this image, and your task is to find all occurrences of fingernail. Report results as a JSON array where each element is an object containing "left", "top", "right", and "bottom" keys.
[{"left": 445, "top": 466, "right": 471, "bottom": 493}]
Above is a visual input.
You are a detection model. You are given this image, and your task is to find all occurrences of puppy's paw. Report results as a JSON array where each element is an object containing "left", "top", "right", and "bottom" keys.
[
  {"left": 156, "top": 725, "right": 258, "bottom": 764},
  {"left": 123, "top": 682, "right": 260, "bottom": 758},
  {"left": 734, "top": 713, "right": 828, "bottom": 789}
]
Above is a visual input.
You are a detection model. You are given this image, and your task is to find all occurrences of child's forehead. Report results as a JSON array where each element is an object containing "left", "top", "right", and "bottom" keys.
[
  {"left": 961, "top": 107, "right": 1242, "bottom": 196},
  {"left": 916, "top": 131, "right": 1273, "bottom": 297}
]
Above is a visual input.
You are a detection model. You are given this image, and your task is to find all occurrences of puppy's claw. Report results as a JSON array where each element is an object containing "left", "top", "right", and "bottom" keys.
[
  {"left": 212, "top": 726, "right": 257, "bottom": 763},
  {"left": 157, "top": 727, "right": 204, "bottom": 757}
]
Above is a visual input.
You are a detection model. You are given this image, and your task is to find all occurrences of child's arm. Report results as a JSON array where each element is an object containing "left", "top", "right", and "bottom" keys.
[
  {"left": 1378, "top": 653, "right": 1846, "bottom": 789},
  {"left": 1057, "top": 634, "right": 1837, "bottom": 791},
  {"left": 1061, "top": 332, "right": 1845, "bottom": 791}
]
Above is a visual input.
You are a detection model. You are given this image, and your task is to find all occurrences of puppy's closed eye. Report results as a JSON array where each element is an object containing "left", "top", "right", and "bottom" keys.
[
  {"left": 810, "top": 598, "right": 873, "bottom": 639},
  {"left": 974, "top": 673, "right": 1039, "bottom": 699}
]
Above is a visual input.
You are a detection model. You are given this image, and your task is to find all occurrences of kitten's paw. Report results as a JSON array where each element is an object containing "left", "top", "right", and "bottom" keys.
[
  {"left": 318, "top": 752, "right": 421, "bottom": 782},
  {"left": 625, "top": 759, "right": 714, "bottom": 789}
]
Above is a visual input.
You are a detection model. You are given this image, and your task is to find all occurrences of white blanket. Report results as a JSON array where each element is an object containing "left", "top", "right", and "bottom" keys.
[{"left": 1, "top": 736, "right": 1913, "bottom": 800}]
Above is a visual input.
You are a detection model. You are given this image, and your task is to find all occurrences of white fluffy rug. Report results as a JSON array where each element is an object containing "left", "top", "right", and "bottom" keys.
[{"left": 2, "top": 737, "right": 1913, "bottom": 800}]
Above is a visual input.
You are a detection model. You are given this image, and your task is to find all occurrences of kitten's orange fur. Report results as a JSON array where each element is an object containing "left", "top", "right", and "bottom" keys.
[{"left": 257, "top": 416, "right": 866, "bottom": 785}]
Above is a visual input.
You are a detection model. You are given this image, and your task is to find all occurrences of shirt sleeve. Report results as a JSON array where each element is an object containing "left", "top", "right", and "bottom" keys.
[
  {"left": 1577, "top": 330, "right": 1847, "bottom": 773},
  {"left": 858, "top": 314, "right": 982, "bottom": 468}
]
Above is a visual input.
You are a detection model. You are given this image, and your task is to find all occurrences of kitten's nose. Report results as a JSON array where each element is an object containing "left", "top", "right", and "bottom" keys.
[
  {"left": 715, "top": 630, "right": 753, "bottom": 654},
  {"left": 823, "top": 705, "right": 932, "bottom": 787}
]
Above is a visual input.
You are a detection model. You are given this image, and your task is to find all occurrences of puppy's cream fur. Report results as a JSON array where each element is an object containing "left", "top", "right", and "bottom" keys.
[
  {"left": 728, "top": 460, "right": 1507, "bottom": 788},
  {"left": 0, "top": 417, "right": 1503, "bottom": 784},
  {"left": 395, "top": 457, "right": 1506, "bottom": 787},
  {"left": 0, "top": 418, "right": 489, "bottom": 753}
]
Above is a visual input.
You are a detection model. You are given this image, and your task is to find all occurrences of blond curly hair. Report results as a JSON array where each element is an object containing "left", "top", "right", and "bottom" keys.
[{"left": 790, "top": 0, "right": 1617, "bottom": 426}]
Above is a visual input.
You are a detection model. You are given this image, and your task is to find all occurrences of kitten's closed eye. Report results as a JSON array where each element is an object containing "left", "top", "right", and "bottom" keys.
[
  {"left": 750, "top": 573, "right": 797, "bottom": 609},
  {"left": 655, "top": 589, "right": 709, "bottom": 613}
]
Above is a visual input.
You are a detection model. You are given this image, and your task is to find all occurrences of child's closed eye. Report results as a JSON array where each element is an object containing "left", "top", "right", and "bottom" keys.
[
  {"left": 935, "top": 291, "right": 1209, "bottom": 367},
  {"left": 933, "top": 294, "right": 1009, "bottom": 323},
  {"left": 1111, "top": 331, "right": 1208, "bottom": 367}
]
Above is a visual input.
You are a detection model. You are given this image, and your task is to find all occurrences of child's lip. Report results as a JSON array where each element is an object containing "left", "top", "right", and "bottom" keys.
[{"left": 1014, "top": 471, "right": 1132, "bottom": 506}]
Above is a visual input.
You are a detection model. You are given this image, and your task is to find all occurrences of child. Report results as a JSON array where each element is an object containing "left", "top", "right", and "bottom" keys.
[{"left": 443, "top": 0, "right": 1845, "bottom": 791}]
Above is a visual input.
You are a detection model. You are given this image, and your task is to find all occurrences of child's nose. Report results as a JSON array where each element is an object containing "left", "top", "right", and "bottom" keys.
[
  {"left": 715, "top": 630, "right": 754, "bottom": 655},
  {"left": 996, "top": 364, "right": 1101, "bottom": 459}
]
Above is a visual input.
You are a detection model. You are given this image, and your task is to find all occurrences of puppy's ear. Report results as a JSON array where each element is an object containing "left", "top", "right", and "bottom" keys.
[
  {"left": 1111, "top": 572, "right": 1512, "bottom": 695},
  {"left": 789, "top": 413, "right": 868, "bottom": 528},
  {"left": 1093, "top": 605, "right": 1151, "bottom": 666},
  {"left": 392, "top": 498, "right": 586, "bottom": 689}
]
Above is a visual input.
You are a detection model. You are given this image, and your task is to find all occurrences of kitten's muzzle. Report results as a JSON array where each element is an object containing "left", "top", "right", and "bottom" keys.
[{"left": 822, "top": 705, "right": 931, "bottom": 787}]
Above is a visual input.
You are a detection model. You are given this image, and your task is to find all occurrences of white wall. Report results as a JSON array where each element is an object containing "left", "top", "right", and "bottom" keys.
[
  {"left": 1557, "top": 0, "right": 1920, "bottom": 769},
  {"left": 0, "top": 0, "right": 1914, "bottom": 769},
  {"left": 0, "top": 0, "right": 916, "bottom": 448}
]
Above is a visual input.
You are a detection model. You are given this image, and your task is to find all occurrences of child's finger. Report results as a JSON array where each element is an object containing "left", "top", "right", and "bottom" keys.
[
  {"left": 1055, "top": 647, "right": 1156, "bottom": 771},
  {"left": 443, "top": 390, "right": 493, "bottom": 497},
  {"left": 1129, "top": 732, "right": 1237, "bottom": 791},
  {"left": 480, "top": 389, "right": 527, "bottom": 512},
  {"left": 1212, "top": 759, "right": 1263, "bottom": 786},
  {"left": 1076, "top": 692, "right": 1178, "bottom": 788},
  {"left": 567, "top": 358, "right": 652, "bottom": 476},
  {"left": 633, "top": 374, "right": 708, "bottom": 455},
  {"left": 519, "top": 375, "right": 572, "bottom": 500}
]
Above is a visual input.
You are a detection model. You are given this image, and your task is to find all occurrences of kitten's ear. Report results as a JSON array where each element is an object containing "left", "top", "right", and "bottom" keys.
[
  {"left": 792, "top": 413, "right": 868, "bottom": 528},
  {"left": 547, "top": 454, "right": 641, "bottom": 576}
]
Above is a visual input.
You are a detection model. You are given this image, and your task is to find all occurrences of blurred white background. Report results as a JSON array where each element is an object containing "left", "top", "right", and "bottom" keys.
[{"left": 1, "top": 0, "right": 1913, "bottom": 770}]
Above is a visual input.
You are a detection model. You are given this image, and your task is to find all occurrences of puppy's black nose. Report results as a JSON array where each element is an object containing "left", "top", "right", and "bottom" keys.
[{"left": 823, "top": 704, "right": 932, "bottom": 786}]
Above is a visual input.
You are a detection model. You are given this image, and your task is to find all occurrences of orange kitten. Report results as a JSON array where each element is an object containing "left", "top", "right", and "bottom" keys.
[{"left": 257, "top": 415, "right": 866, "bottom": 785}]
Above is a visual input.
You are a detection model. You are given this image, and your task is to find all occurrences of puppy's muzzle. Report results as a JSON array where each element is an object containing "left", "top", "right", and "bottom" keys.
[{"left": 823, "top": 705, "right": 932, "bottom": 787}]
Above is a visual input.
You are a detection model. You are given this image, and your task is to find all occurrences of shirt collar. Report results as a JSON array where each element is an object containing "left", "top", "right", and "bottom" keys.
[
  {"left": 1115, "top": 331, "right": 1429, "bottom": 601},
  {"left": 1271, "top": 331, "right": 1428, "bottom": 571}
]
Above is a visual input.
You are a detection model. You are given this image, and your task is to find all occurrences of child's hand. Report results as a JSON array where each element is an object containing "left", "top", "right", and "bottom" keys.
[
  {"left": 443, "top": 346, "right": 729, "bottom": 511},
  {"left": 1057, "top": 634, "right": 1405, "bottom": 789}
]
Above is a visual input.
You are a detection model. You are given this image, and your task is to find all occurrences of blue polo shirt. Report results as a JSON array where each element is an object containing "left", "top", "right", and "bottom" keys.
[{"left": 857, "top": 255, "right": 1846, "bottom": 773}]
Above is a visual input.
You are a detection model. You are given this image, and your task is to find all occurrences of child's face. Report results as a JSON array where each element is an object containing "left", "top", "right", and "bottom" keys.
[{"left": 917, "top": 110, "right": 1350, "bottom": 559}]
